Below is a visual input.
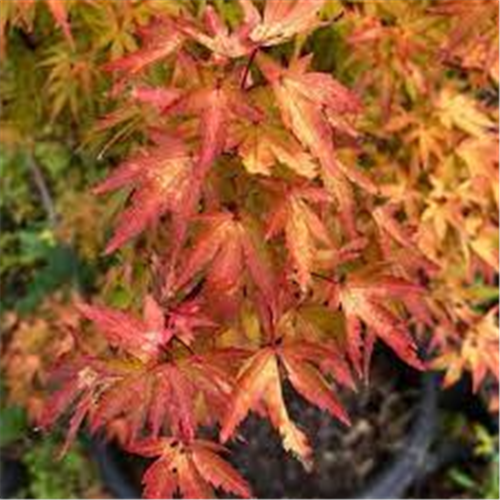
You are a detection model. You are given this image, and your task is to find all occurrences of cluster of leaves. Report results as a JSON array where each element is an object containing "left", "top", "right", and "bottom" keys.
[
  {"left": 21, "top": 435, "right": 105, "bottom": 499},
  {"left": 2, "top": 295, "right": 81, "bottom": 422},
  {"left": 336, "top": 0, "right": 499, "bottom": 407},
  {"left": 0, "top": 1, "right": 497, "bottom": 499}
]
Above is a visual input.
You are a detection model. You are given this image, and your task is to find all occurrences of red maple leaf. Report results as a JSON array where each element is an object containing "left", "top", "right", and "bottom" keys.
[
  {"left": 41, "top": 349, "right": 243, "bottom": 448},
  {"left": 170, "top": 75, "right": 263, "bottom": 177},
  {"left": 175, "top": 212, "right": 277, "bottom": 320},
  {"left": 220, "top": 339, "right": 351, "bottom": 468},
  {"left": 327, "top": 270, "right": 426, "bottom": 376},
  {"left": 130, "top": 438, "right": 251, "bottom": 499},
  {"left": 94, "top": 135, "right": 193, "bottom": 253},
  {"left": 77, "top": 295, "right": 171, "bottom": 362},
  {"left": 103, "top": 18, "right": 184, "bottom": 76},
  {"left": 257, "top": 53, "right": 377, "bottom": 235},
  {"left": 266, "top": 183, "right": 333, "bottom": 291}
]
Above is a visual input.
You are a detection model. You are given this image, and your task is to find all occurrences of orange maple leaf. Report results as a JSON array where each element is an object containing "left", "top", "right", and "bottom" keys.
[
  {"left": 94, "top": 135, "right": 193, "bottom": 253},
  {"left": 104, "top": 18, "right": 184, "bottom": 76},
  {"left": 257, "top": 53, "right": 376, "bottom": 235},
  {"left": 130, "top": 438, "right": 251, "bottom": 499},
  {"left": 327, "top": 271, "right": 426, "bottom": 375},
  {"left": 266, "top": 184, "right": 333, "bottom": 291},
  {"left": 77, "top": 295, "right": 170, "bottom": 362},
  {"left": 432, "top": 307, "right": 499, "bottom": 392},
  {"left": 220, "top": 341, "right": 350, "bottom": 468},
  {"left": 175, "top": 212, "right": 276, "bottom": 319}
]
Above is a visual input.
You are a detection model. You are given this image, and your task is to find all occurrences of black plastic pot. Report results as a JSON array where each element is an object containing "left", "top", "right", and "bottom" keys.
[
  {"left": 0, "top": 458, "right": 27, "bottom": 499},
  {"left": 359, "top": 373, "right": 439, "bottom": 499}
]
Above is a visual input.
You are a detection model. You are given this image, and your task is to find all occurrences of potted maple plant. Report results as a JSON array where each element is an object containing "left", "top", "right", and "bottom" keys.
[{"left": 1, "top": 0, "right": 496, "bottom": 499}]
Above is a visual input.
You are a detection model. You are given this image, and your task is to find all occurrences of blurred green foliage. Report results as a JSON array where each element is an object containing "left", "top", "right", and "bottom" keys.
[
  {"left": 447, "top": 422, "right": 499, "bottom": 499},
  {"left": 20, "top": 437, "right": 97, "bottom": 499}
]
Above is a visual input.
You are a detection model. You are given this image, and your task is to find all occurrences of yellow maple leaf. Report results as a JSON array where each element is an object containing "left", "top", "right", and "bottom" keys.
[{"left": 437, "top": 89, "right": 495, "bottom": 138}]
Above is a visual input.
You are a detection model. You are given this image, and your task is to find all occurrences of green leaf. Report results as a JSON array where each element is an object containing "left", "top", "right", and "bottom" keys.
[
  {"left": 0, "top": 406, "right": 28, "bottom": 447},
  {"left": 34, "top": 142, "right": 71, "bottom": 177},
  {"left": 448, "top": 468, "right": 478, "bottom": 490}
]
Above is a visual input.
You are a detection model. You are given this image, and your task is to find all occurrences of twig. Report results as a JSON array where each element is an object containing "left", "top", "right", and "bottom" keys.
[
  {"left": 240, "top": 48, "right": 258, "bottom": 90},
  {"left": 27, "top": 152, "right": 57, "bottom": 227}
]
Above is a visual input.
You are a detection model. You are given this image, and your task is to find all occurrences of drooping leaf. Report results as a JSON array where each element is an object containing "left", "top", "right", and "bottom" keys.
[
  {"left": 176, "top": 212, "right": 276, "bottom": 318},
  {"left": 94, "top": 135, "right": 194, "bottom": 253},
  {"left": 130, "top": 438, "right": 251, "bottom": 499},
  {"left": 329, "top": 272, "right": 426, "bottom": 374},
  {"left": 257, "top": 53, "right": 376, "bottom": 234},
  {"left": 266, "top": 185, "right": 332, "bottom": 291},
  {"left": 244, "top": 0, "right": 327, "bottom": 47},
  {"left": 220, "top": 339, "right": 350, "bottom": 467},
  {"left": 77, "top": 295, "right": 170, "bottom": 361},
  {"left": 220, "top": 347, "right": 312, "bottom": 466},
  {"left": 103, "top": 18, "right": 184, "bottom": 76}
]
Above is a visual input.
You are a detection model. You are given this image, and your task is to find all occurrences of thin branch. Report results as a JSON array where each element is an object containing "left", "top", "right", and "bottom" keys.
[
  {"left": 27, "top": 152, "right": 58, "bottom": 227},
  {"left": 240, "top": 48, "right": 258, "bottom": 90},
  {"left": 311, "top": 271, "right": 337, "bottom": 284}
]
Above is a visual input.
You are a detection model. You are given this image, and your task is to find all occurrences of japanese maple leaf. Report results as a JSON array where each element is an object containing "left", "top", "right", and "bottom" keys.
[
  {"left": 103, "top": 18, "right": 184, "bottom": 76},
  {"left": 257, "top": 53, "right": 376, "bottom": 234},
  {"left": 175, "top": 212, "right": 276, "bottom": 319},
  {"left": 432, "top": 306, "right": 499, "bottom": 392},
  {"left": 230, "top": 120, "right": 318, "bottom": 178},
  {"left": 384, "top": 108, "right": 448, "bottom": 167},
  {"left": 373, "top": 205, "right": 439, "bottom": 274},
  {"left": 172, "top": 78, "right": 263, "bottom": 178},
  {"left": 131, "top": 79, "right": 261, "bottom": 228},
  {"left": 78, "top": 295, "right": 216, "bottom": 361},
  {"left": 437, "top": 88, "right": 496, "bottom": 138},
  {"left": 93, "top": 135, "right": 193, "bottom": 253},
  {"left": 240, "top": 0, "right": 327, "bottom": 47},
  {"left": 77, "top": 295, "right": 170, "bottom": 362},
  {"left": 457, "top": 134, "right": 499, "bottom": 207},
  {"left": 266, "top": 185, "right": 333, "bottom": 291},
  {"left": 220, "top": 341, "right": 350, "bottom": 468},
  {"left": 42, "top": 348, "right": 240, "bottom": 449},
  {"left": 130, "top": 438, "right": 251, "bottom": 499},
  {"left": 87, "top": 360, "right": 212, "bottom": 442},
  {"left": 176, "top": 5, "right": 254, "bottom": 59},
  {"left": 257, "top": 53, "right": 370, "bottom": 178},
  {"left": 180, "top": 0, "right": 327, "bottom": 57},
  {"left": 327, "top": 271, "right": 426, "bottom": 376},
  {"left": 39, "top": 356, "right": 126, "bottom": 453}
]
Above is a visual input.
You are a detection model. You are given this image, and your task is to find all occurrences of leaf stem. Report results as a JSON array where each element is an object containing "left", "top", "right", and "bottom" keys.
[
  {"left": 240, "top": 48, "right": 258, "bottom": 90},
  {"left": 311, "top": 271, "right": 337, "bottom": 284}
]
